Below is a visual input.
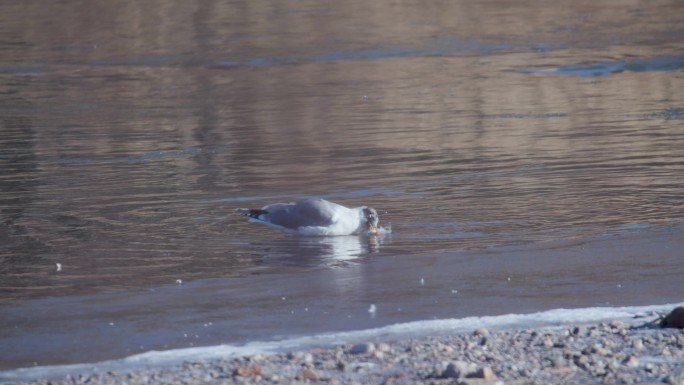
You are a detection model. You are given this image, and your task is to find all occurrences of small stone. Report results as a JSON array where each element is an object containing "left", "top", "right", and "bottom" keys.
[
  {"left": 574, "top": 355, "right": 589, "bottom": 370},
  {"left": 441, "top": 363, "right": 462, "bottom": 379},
  {"left": 376, "top": 342, "right": 392, "bottom": 353},
  {"left": 631, "top": 339, "right": 644, "bottom": 350},
  {"left": 664, "top": 373, "right": 684, "bottom": 385},
  {"left": 549, "top": 367, "right": 574, "bottom": 375},
  {"left": 441, "top": 361, "right": 476, "bottom": 379},
  {"left": 234, "top": 365, "right": 262, "bottom": 377},
  {"left": 550, "top": 357, "right": 566, "bottom": 368},
  {"left": 431, "top": 361, "right": 448, "bottom": 378},
  {"left": 622, "top": 355, "right": 639, "bottom": 367},
  {"left": 349, "top": 343, "right": 375, "bottom": 355},
  {"left": 301, "top": 368, "right": 318, "bottom": 381},
  {"left": 466, "top": 366, "right": 495, "bottom": 380},
  {"left": 518, "top": 368, "right": 531, "bottom": 377},
  {"left": 592, "top": 345, "right": 610, "bottom": 356},
  {"left": 661, "top": 307, "right": 684, "bottom": 328},
  {"left": 251, "top": 353, "right": 265, "bottom": 362},
  {"left": 618, "top": 373, "right": 637, "bottom": 384}
]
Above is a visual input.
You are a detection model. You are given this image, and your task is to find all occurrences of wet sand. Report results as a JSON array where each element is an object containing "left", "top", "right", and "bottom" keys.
[{"left": 10, "top": 308, "right": 684, "bottom": 385}]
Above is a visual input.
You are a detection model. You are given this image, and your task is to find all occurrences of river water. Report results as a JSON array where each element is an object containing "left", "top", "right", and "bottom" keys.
[{"left": 1, "top": 0, "right": 683, "bottom": 371}]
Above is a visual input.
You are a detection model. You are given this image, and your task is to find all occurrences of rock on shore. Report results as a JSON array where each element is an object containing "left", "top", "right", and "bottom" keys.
[{"left": 13, "top": 309, "right": 684, "bottom": 385}]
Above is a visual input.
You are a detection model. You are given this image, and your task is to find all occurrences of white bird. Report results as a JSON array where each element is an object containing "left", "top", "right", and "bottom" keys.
[{"left": 236, "top": 198, "right": 379, "bottom": 236}]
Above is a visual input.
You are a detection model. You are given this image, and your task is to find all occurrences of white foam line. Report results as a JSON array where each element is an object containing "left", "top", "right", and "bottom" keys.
[{"left": 2, "top": 302, "right": 681, "bottom": 383}]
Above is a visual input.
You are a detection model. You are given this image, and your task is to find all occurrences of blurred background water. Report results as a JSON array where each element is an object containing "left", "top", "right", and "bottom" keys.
[{"left": 1, "top": 0, "right": 683, "bottom": 370}]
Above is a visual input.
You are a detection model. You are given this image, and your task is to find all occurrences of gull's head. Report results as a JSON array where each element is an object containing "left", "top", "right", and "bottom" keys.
[{"left": 362, "top": 207, "right": 379, "bottom": 235}]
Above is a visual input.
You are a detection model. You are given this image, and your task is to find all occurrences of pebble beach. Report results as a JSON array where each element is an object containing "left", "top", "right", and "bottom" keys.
[{"left": 11, "top": 307, "right": 684, "bottom": 385}]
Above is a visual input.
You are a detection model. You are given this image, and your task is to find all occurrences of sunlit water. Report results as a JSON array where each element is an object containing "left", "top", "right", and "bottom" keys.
[{"left": 1, "top": 0, "right": 683, "bottom": 370}]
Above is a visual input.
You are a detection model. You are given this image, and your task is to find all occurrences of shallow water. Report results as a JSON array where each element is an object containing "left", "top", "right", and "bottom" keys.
[{"left": 1, "top": 0, "right": 684, "bottom": 370}]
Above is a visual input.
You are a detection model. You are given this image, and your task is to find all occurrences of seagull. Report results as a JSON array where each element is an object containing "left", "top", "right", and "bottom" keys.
[{"left": 236, "top": 198, "right": 379, "bottom": 236}]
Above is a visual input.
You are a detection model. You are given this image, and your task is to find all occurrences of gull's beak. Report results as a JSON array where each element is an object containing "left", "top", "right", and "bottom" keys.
[{"left": 368, "top": 222, "right": 378, "bottom": 235}]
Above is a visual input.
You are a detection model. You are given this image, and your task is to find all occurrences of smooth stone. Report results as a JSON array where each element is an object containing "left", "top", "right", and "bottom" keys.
[
  {"left": 233, "top": 365, "right": 262, "bottom": 377},
  {"left": 466, "top": 366, "right": 495, "bottom": 380},
  {"left": 441, "top": 361, "right": 476, "bottom": 379},
  {"left": 301, "top": 368, "right": 318, "bottom": 381},
  {"left": 665, "top": 374, "right": 684, "bottom": 385},
  {"left": 622, "top": 355, "right": 640, "bottom": 367},
  {"left": 349, "top": 343, "right": 375, "bottom": 355},
  {"left": 376, "top": 342, "right": 392, "bottom": 353},
  {"left": 661, "top": 306, "right": 684, "bottom": 328}
]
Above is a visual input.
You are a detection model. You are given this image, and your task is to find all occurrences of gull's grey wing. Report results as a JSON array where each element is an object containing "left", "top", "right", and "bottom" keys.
[{"left": 259, "top": 199, "right": 338, "bottom": 229}]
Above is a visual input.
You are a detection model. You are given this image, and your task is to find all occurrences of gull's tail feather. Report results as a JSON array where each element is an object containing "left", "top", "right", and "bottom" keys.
[{"left": 235, "top": 208, "right": 267, "bottom": 219}]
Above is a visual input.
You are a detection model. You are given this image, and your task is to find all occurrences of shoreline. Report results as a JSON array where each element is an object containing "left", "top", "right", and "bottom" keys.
[{"left": 7, "top": 308, "right": 684, "bottom": 385}]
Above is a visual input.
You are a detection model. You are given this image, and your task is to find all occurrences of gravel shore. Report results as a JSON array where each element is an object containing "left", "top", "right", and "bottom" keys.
[{"left": 12, "top": 309, "right": 684, "bottom": 385}]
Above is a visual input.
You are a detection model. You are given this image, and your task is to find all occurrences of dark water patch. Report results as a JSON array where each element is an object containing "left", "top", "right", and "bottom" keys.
[
  {"left": 486, "top": 112, "right": 568, "bottom": 119},
  {"left": 85, "top": 39, "right": 580, "bottom": 72},
  {"left": 0, "top": 66, "right": 48, "bottom": 74},
  {"left": 435, "top": 35, "right": 568, "bottom": 53},
  {"left": 519, "top": 54, "right": 684, "bottom": 76},
  {"left": 321, "top": 189, "right": 428, "bottom": 199},
  {"left": 314, "top": 48, "right": 442, "bottom": 62},
  {"left": 57, "top": 147, "right": 213, "bottom": 165},
  {"left": 214, "top": 49, "right": 445, "bottom": 69},
  {"left": 215, "top": 195, "right": 300, "bottom": 204},
  {"left": 7, "top": 38, "right": 609, "bottom": 73},
  {"left": 215, "top": 189, "right": 425, "bottom": 206},
  {"left": 645, "top": 107, "right": 684, "bottom": 120},
  {"left": 214, "top": 40, "right": 567, "bottom": 69},
  {"left": 89, "top": 56, "right": 187, "bottom": 67}
]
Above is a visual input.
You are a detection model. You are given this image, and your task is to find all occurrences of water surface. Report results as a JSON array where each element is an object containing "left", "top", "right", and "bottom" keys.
[{"left": 1, "top": 0, "right": 683, "bottom": 370}]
